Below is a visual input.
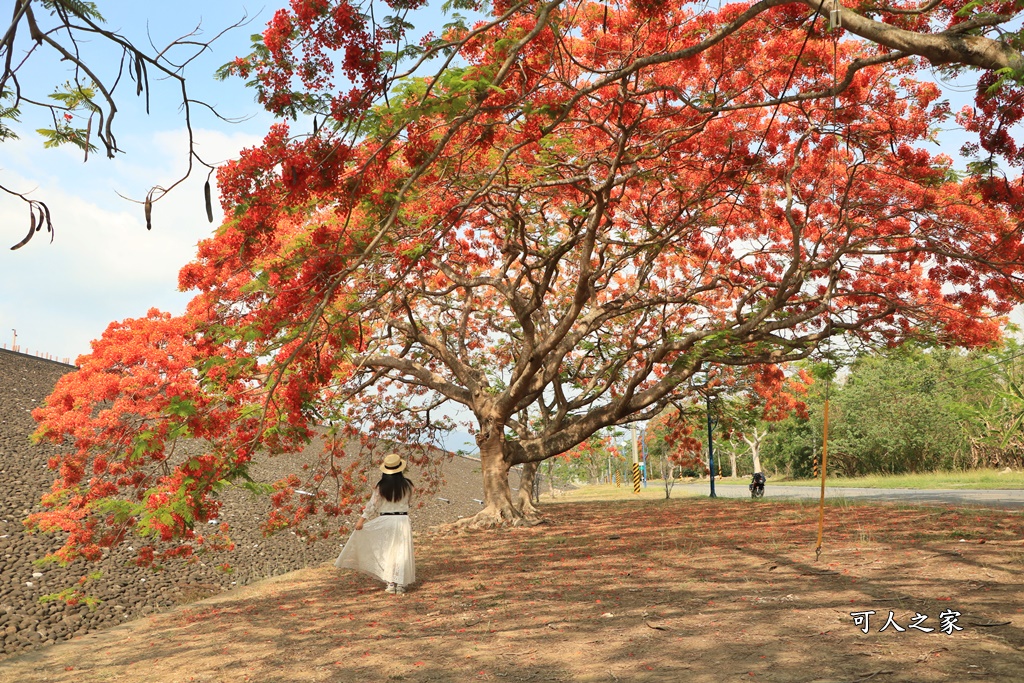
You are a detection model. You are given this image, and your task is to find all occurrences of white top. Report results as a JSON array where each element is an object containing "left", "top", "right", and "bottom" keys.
[{"left": 361, "top": 488, "right": 412, "bottom": 518}]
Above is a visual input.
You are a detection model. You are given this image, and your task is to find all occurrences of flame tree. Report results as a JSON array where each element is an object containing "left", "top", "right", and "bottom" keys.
[{"left": 28, "top": 0, "right": 1024, "bottom": 561}]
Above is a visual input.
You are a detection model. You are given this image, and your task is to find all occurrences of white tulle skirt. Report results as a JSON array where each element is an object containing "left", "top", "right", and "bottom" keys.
[{"left": 334, "top": 515, "right": 416, "bottom": 586}]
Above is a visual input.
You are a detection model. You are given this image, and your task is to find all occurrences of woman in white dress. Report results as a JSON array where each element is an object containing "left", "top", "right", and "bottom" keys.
[{"left": 334, "top": 453, "right": 415, "bottom": 593}]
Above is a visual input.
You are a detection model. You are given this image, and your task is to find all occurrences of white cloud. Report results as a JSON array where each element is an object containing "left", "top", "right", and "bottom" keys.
[{"left": 0, "top": 127, "right": 263, "bottom": 362}]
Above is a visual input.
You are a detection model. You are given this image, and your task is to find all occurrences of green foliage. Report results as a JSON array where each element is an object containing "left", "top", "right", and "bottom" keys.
[
  {"left": 823, "top": 347, "right": 975, "bottom": 474},
  {"left": 237, "top": 480, "right": 275, "bottom": 496},
  {"left": 39, "top": 588, "right": 102, "bottom": 609},
  {"left": 966, "top": 158, "right": 1000, "bottom": 177},
  {"left": 92, "top": 498, "right": 144, "bottom": 526},
  {"left": 0, "top": 90, "right": 21, "bottom": 142},
  {"left": 760, "top": 342, "right": 1024, "bottom": 478},
  {"left": 985, "top": 67, "right": 1024, "bottom": 95},
  {"left": 440, "top": 0, "right": 487, "bottom": 12},
  {"left": 38, "top": 570, "right": 103, "bottom": 608},
  {"left": 166, "top": 396, "right": 198, "bottom": 419},
  {"left": 997, "top": 376, "right": 1024, "bottom": 447},
  {"left": 35, "top": 82, "right": 100, "bottom": 154},
  {"left": 966, "top": 339, "right": 1024, "bottom": 457},
  {"left": 373, "top": 66, "right": 497, "bottom": 135},
  {"left": 214, "top": 34, "right": 270, "bottom": 85},
  {"left": 762, "top": 414, "right": 816, "bottom": 478},
  {"left": 35, "top": 123, "right": 96, "bottom": 153},
  {"left": 41, "top": 0, "right": 105, "bottom": 22},
  {"left": 129, "top": 430, "right": 159, "bottom": 461}
]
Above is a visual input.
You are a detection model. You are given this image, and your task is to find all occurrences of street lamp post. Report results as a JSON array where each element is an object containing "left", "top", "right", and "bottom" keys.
[{"left": 692, "top": 369, "right": 719, "bottom": 498}]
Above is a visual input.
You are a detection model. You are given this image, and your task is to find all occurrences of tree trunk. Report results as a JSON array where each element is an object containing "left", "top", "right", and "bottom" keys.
[
  {"left": 729, "top": 451, "right": 738, "bottom": 478},
  {"left": 745, "top": 427, "right": 765, "bottom": 474},
  {"left": 459, "top": 418, "right": 523, "bottom": 528},
  {"left": 660, "top": 452, "right": 675, "bottom": 499},
  {"left": 515, "top": 461, "right": 542, "bottom": 518},
  {"left": 531, "top": 464, "right": 541, "bottom": 504}
]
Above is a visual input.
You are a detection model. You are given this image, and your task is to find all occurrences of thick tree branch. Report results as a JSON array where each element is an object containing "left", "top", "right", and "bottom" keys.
[{"left": 813, "top": 0, "right": 1024, "bottom": 73}]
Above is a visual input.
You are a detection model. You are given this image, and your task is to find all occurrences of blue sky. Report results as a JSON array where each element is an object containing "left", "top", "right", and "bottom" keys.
[
  {"left": 0, "top": 2, "right": 1019, "bottom": 368},
  {"left": 1, "top": 1, "right": 275, "bottom": 361}
]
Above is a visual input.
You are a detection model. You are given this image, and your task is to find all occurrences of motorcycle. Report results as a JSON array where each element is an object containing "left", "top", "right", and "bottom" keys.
[{"left": 749, "top": 472, "right": 766, "bottom": 499}]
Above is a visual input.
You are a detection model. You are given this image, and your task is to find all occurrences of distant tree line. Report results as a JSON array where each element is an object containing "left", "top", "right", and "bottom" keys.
[
  {"left": 760, "top": 339, "right": 1024, "bottom": 478},
  {"left": 628, "top": 338, "right": 1024, "bottom": 482}
]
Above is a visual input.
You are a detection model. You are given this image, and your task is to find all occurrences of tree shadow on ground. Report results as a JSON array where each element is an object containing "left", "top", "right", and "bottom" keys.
[{"left": 1, "top": 498, "right": 1022, "bottom": 682}]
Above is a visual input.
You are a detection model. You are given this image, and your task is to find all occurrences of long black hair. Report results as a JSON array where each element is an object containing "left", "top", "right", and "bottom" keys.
[{"left": 378, "top": 472, "right": 414, "bottom": 502}]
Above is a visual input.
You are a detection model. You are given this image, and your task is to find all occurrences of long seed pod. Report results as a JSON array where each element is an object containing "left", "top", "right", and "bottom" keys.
[
  {"left": 134, "top": 51, "right": 144, "bottom": 97},
  {"left": 141, "top": 59, "right": 150, "bottom": 114},
  {"left": 10, "top": 206, "right": 36, "bottom": 250},
  {"left": 83, "top": 115, "right": 93, "bottom": 163},
  {"left": 144, "top": 191, "right": 153, "bottom": 231},
  {"left": 313, "top": 116, "right": 319, "bottom": 136},
  {"left": 10, "top": 226, "right": 33, "bottom": 250},
  {"left": 40, "top": 202, "right": 54, "bottom": 242},
  {"left": 204, "top": 180, "right": 213, "bottom": 223}
]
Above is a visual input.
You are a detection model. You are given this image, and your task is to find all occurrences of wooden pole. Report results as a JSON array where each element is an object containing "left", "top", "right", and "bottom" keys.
[{"left": 814, "top": 398, "right": 831, "bottom": 560}]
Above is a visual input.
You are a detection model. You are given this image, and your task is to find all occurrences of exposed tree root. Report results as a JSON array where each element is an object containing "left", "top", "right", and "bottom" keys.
[
  {"left": 516, "top": 496, "right": 542, "bottom": 520},
  {"left": 430, "top": 504, "right": 545, "bottom": 534}
]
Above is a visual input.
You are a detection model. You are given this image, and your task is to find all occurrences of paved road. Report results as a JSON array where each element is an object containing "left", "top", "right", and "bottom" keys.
[{"left": 671, "top": 482, "right": 1024, "bottom": 508}]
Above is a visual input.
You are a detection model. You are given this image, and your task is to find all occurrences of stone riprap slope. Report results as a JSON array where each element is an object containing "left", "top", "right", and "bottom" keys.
[{"left": 0, "top": 349, "right": 491, "bottom": 657}]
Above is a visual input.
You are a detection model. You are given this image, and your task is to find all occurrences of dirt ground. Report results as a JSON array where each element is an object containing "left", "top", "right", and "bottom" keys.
[{"left": 1, "top": 497, "right": 1022, "bottom": 682}]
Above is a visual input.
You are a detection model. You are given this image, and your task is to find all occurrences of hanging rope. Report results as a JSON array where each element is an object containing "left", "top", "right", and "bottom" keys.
[
  {"left": 814, "top": 262, "right": 839, "bottom": 561},
  {"left": 814, "top": 261, "right": 837, "bottom": 561}
]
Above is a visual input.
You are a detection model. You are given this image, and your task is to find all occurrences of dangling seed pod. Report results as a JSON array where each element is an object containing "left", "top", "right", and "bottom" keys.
[{"left": 204, "top": 180, "right": 213, "bottom": 223}]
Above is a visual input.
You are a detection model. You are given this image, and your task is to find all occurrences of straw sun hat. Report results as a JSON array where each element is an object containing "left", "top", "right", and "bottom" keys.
[{"left": 380, "top": 453, "right": 407, "bottom": 474}]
